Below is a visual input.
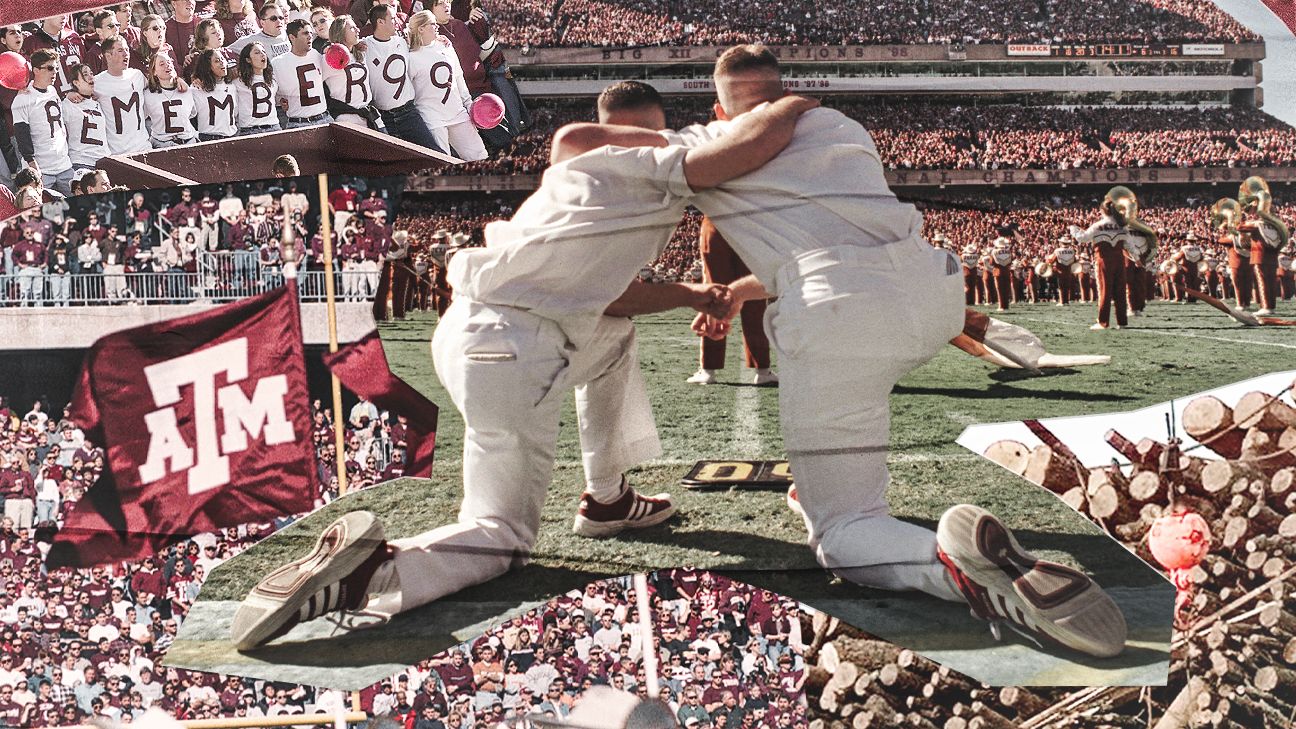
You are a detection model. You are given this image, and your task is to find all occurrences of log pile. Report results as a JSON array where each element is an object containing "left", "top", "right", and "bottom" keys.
[{"left": 806, "top": 389, "right": 1296, "bottom": 728}]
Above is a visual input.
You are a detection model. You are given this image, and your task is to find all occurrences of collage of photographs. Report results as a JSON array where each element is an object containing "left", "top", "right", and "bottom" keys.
[{"left": 0, "top": 0, "right": 1295, "bottom": 727}]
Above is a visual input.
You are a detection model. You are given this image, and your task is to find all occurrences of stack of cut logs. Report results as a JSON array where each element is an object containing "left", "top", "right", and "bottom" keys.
[{"left": 806, "top": 389, "right": 1296, "bottom": 728}]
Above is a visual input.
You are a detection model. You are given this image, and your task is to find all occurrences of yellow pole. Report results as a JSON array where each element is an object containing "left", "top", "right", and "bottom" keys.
[{"left": 319, "top": 173, "right": 348, "bottom": 496}]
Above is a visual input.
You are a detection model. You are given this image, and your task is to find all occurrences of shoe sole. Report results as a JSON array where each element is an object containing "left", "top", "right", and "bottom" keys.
[
  {"left": 572, "top": 496, "right": 677, "bottom": 538},
  {"left": 231, "top": 510, "right": 385, "bottom": 651},
  {"left": 937, "top": 504, "right": 1126, "bottom": 658}
]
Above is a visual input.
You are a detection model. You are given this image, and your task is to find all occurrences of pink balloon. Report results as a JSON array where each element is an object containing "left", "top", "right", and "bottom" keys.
[
  {"left": 0, "top": 52, "right": 31, "bottom": 91},
  {"left": 1148, "top": 511, "right": 1211, "bottom": 571},
  {"left": 470, "top": 93, "right": 506, "bottom": 130},
  {"left": 324, "top": 43, "right": 350, "bottom": 70}
]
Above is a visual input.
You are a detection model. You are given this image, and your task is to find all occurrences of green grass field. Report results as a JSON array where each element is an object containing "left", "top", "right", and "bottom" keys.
[
  {"left": 200, "top": 297, "right": 1296, "bottom": 599},
  {"left": 185, "top": 297, "right": 1294, "bottom": 684}
]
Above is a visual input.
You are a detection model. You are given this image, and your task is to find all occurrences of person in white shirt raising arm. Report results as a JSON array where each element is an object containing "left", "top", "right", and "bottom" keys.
[{"left": 11, "top": 49, "right": 76, "bottom": 195}]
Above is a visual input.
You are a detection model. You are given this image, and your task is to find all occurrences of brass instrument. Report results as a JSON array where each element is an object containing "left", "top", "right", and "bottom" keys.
[
  {"left": 1160, "top": 259, "right": 1179, "bottom": 276},
  {"left": 1212, "top": 198, "right": 1247, "bottom": 254},
  {"left": 1238, "top": 176, "right": 1272, "bottom": 215},
  {"left": 1035, "top": 261, "right": 1053, "bottom": 278},
  {"left": 1070, "top": 262, "right": 1084, "bottom": 275},
  {"left": 1103, "top": 186, "right": 1138, "bottom": 226},
  {"left": 1197, "top": 260, "right": 1211, "bottom": 275}
]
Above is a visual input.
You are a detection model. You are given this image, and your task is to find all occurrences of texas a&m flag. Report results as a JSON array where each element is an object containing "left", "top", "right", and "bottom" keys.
[{"left": 48, "top": 284, "right": 317, "bottom": 568}]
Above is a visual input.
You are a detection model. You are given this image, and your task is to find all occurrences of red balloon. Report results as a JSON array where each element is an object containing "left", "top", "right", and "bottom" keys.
[
  {"left": 470, "top": 93, "right": 505, "bottom": 130},
  {"left": 0, "top": 52, "right": 31, "bottom": 91},
  {"left": 1148, "top": 511, "right": 1211, "bottom": 571},
  {"left": 324, "top": 43, "right": 350, "bottom": 70}
]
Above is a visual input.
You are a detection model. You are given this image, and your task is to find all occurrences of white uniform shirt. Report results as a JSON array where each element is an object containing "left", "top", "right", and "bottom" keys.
[
  {"left": 321, "top": 54, "right": 372, "bottom": 110},
  {"left": 361, "top": 34, "right": 414, "bottom": 110},
  {"left": 448, "top": 144, "right": 693, "bottom": 347},
  {"left": 226, "top": 30, "right": 291, "bottom": 59},
  {"left": 662, "top": 106, "right": 925, "bottom": 293},
  {"left": 190, "top": 81, "right": 239, "bottom": 137},
  {"left": 94, "top": 68, "right": 151, "bottom": 155},
  {"left": 62, "top": 97, "right": 108, "bottom": 167},
  {"left": 232, "top": 73, "right": 278, "bottom": 128},
  {"left": 1070, "top": 214, "right": 1130, "bottom": 252},
  {"left": 271, "top": 49, "right": 328, "bottom": 119},
  {"left": 143, "top": 86, "right": 197, "bottom": 143},
  {"left": 11, "top": 84, "right": 73, "bottom": 174},
  {"left": 408, "top": 42, "right": 471, "bottom": 127},
  {"left": 1055, "top": 247, "right": 1076, "bottom": 266}
]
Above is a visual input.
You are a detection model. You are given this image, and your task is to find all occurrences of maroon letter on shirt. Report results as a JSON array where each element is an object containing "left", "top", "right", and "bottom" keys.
[
  {"left": 43, "top": 99, "right": 65, "bottom": 135},
  {"left": 344, "top": 63, "right": 368, "bottom": 105},
  {"left": 163, "top": 99, "right": 183, "bottom": 133},
  {"left": 111, "top": 92, "right": 142, "bottom": 134},
  {"left": 208, "top": 94, "right": 235, "bottom": 126},
  {"left": 297, "top": 64, "right": 321, "bottom": 107},
  {"left": 81, "top": 108, "right": 105, "bottom": 146},
  {"left": 252, "top": 81, "right": 273, "bottom": 119}
]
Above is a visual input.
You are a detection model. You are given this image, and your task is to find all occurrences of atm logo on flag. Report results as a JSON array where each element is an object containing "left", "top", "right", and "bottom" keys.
[{"left": 139, "top": 338, "right": 297, "bottom": 494}]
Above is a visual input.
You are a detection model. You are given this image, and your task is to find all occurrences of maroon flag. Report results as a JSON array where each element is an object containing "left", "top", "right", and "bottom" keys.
[
  {"left": 325, "top": 331, "right": 438, "bottom": 478},
  {"left": 48, "top": 283, "right": 317, "bottom": 568}
]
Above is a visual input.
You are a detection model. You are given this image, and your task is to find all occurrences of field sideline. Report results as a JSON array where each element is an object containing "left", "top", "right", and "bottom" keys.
[{"left": 199, "top": 298, "right": 1294, "bottom": 603}]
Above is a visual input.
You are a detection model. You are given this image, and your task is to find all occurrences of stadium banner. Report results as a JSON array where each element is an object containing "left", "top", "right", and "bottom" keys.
[
  {"left": 1007, "top": 44, "right": 1051, "bottom": 56},
  {"left": 49, "top": 283, "right": 317, "bottom": 568},
  {"left": 1183, "top": 44, "right": 1227, "bottom": 56}
]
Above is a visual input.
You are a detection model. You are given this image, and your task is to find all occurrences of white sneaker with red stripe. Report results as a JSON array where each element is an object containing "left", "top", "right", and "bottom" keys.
[
  {"left": 936, "top": 504, "right": 1127, "bottom": 658},
  {"left": 230, "top": 510, "right": 395, "bottom": 651},
  {"left": 786, "top": 484, "right": 803, "bottom": 517},
  {"left": 572, "top": 483, "right": 676, "bottom": 538}
]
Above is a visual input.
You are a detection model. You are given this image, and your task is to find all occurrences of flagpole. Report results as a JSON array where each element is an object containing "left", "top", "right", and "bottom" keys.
[{"left": 319, "top": 173, "right": 348, "bottom": 496}]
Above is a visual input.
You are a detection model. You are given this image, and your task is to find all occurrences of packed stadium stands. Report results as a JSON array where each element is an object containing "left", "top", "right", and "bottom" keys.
[
  {"left": 430, "top": 100, "right": 1296, "bottom": 177},
  {"left": 0, "top": 177, "right": 399, "bottom": 306},
  {"left": 0, "top": 389, "right": 809, "bottom": 727},
  {"left": 494, "top": 0, "right": 1256, "bottom": 47}
]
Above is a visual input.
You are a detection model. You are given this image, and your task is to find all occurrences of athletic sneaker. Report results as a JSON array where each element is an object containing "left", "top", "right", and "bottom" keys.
[
  {"left": 572, "top": 484, "right": 676, "bottom": 538},
  {"left": 1089, "top": 322, "right": 1107, "bottom": 330},
  {"left": 936, "top": 504, "right": 1127, "bottom": 658},
  {"left": 1257, "top": 308, "right": 1274, "bottom": 316},
  {"left": 687, "top": 369, "right": 719, "bottom": 385},
  {"left": 230, "top": 510, "right": 395, "bottom": 651},
  {"left": 753, "top": 368, "right": 779, "bottom": 385},
  {"left": 786, "top": 484, "right": 803, "bottom": 517}
]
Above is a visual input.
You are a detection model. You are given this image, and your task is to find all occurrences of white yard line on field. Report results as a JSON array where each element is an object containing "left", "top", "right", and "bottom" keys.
[
  {"left": 1013, "top": 315, "right": 1296, "bottom": 351},
  {"left": 732, "top": 383, "right": 763, "bottom": 459}
]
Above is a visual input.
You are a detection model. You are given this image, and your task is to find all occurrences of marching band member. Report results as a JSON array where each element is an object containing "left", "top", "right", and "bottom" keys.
[
  {"left": 1122, "top": 197, "right": 1158, "bottom": 317},
  {"left": 1216, "top": 197, "right": 1254, "bottom": 310},
  {"left": 960, "top": 244, "right": 982, "bottom": 305},
  {"left": 1278, "top": 247, "right": 1294, "bottom": 301},
  {"left": 1070, "top": 186, "right": 1135, "bottom": 330},
  {"left": 1078, "top": 253, "right": 1096, "bottom": 302},
  {"left": 978, "top": 247, "right": 997, "bottom": 308},
  {"left": 1237, "top": 176, "right": 1289, "bottom": 315},
  {"left": 988, "top": 237, "right": 1013, "bottom": 312},
  {"left": 1170, "top": 231, "right": 1203, "bottom": 302},
  {"left": 1047, "top": 236, "right": 1079, "bottom": 306}
]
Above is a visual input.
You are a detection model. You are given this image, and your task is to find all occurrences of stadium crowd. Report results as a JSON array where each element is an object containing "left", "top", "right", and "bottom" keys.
[
  {"left": 432, "top": 99, "right": 1296, "bottom": 177},
  {"left": 493, "top": 0, "right": 1255, "bottom": 47},
  {"left": 0, "top": 389, "right": 810, "bottom": 728},
  {"left": 0, "top": 0, "right": 528, "bottom": 206},
  {"left": 0, "top": 176, "right": 400, "bottom": 305},
  {"left": 397, "top": 188, "right": 1296, "bottom": 300}
]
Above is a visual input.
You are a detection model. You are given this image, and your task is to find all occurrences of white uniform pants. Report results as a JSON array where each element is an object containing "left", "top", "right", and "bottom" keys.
[
  {"left": 767, "top": 240, "right": 966, "bottom": 602},
  {"left": 383, "top": 300, "right": 660, "bottom": 612},
  {"left": 431, "top": 121, "right": 489, "bottom": 162}
]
